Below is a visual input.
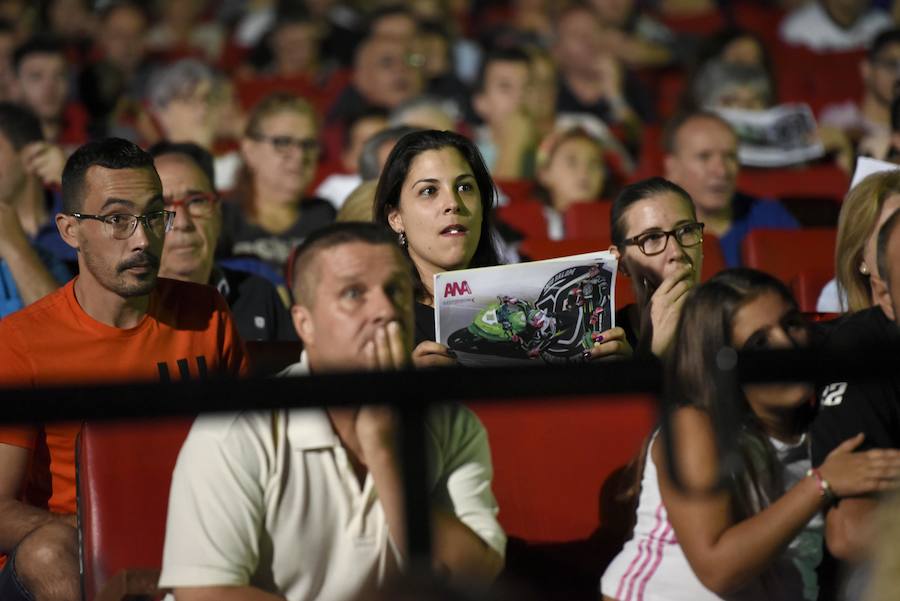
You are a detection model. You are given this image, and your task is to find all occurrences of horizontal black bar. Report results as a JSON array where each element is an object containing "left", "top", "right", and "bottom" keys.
[
  {"left": 1, "top": 346, "right": 898, "bottom": 425},
  {"left": 0, "top": 358, "right": 664, "bottom": 425}
]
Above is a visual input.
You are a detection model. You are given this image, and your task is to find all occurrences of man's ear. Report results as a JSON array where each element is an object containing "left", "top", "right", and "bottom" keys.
[
  {"left": 872, "top": 274, "right": 896, "bottom": 322},
  {"left": 291, "top": 304, "right": 315, "bottom": 346},
  {"left": 609, "top": 244, "right": 628, "bottom": 277},
  {"left": 56, "top": 213, "right": 80, "bottom": 251},
  {"left": 240, "top": 138, "right": 259, "bottom": 169},
  {"left": 387, "top": 208, "right": 404, "bottom": 235}
]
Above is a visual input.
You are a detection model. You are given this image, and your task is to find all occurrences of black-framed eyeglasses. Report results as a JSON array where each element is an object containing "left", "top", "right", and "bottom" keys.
[
  {"left": 250, "top": 134, "right": 319, "bottom": 154},
  {"left": 621, "top": 222, "right": 705, "bottom": 256},
  {"left": 70, "top": 210, "right": 175, "bottom": 240},
  {"left": 164, "top": 192, "right": 219, "bottom": 218}
]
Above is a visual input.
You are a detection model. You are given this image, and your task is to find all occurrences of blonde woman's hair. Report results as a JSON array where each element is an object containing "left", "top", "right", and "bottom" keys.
[{"left": 836, "top": 170, "right": 900, "bottom": 313}]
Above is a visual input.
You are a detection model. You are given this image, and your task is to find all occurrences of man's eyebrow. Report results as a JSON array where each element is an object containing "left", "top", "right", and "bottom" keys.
[{"left": 100, "top": 194, "right": 164, "bottom": 212}]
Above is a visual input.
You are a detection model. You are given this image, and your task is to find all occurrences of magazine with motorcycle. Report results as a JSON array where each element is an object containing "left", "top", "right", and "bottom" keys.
[{"left": 434, "top": 251, "right": 617, "bottom": 366}]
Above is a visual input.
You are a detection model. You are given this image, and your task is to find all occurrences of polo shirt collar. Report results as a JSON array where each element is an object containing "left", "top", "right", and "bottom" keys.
[{"left": 283, "top": 352, "right": 341, "bottom": 451}]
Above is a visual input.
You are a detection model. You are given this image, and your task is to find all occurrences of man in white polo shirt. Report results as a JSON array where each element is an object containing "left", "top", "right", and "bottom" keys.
[{"left": 158, "top": 222, "right": 505, "bottom": 601}]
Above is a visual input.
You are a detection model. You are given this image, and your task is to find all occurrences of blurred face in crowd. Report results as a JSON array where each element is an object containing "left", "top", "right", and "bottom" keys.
[
  {"left": 554, "top": 8, "right": 601, "bottom": 75},
  {"left": 612, "top": 191, "right": 703, "bottom": 292},
  {"left": 732, "top": 290, "right": 812, "bottom": 416},
  {"left": 156, "top": 79, "right": 217, "bottom": 146},
  {"left": 156, "top": 153, "right": 220, "bottom": 284},
  {"left": 387, "top": 146, "right": 484, "bottom": 276},
  {"left": 342, "top": 114, "right": 388, "bottom": 173},
  {"left": 538, "top": 135, "right": 606, "bottom": 212},
  {"left": 0, "top": 130, "right": 27, "bottom": 204},
  {"left": 665, "top": 116, "right": 739, "bottom": 218},
  {"left": 292, "top": 241, "right": 414, "bottom": 372},
  {"left": 272, "top": 21, "right": 319, "bottom": 77},
  {"left": 590, "top": 0, "right": 635, "bottom": 29},
  {"left": 16, "top": 52, "right": 68, "bottom": 122},
  {"left": 711, "top": 83, "right": 768, "bottom": 111},
  {"left": 864, "top": 41, "right": 900, "bottom": 107},
  {"left": 60, "top": 166, "right": 165, "bottom": 298},
  {"left": 474, "top": 59, "right": 530, "bottom": 126},
  {"left": 100, "top": 4, "right": 148, "bottom": 74},
  {"left": 354, "top": 36, "right": 423, "bottom": 109},
  {"left": 243, "top": 108, "right": 319, "bottom": 202}
]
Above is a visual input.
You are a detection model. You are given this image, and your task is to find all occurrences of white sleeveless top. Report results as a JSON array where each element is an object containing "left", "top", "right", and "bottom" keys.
[{"left": 600, "top": 432, "right": 823, "bottom": 601}]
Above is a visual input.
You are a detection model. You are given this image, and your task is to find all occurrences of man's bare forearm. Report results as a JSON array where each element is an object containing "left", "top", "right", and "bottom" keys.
[
  {"left": 432, "top": 510, "right": 503, "bottom": 584},
  {"left": 1, "top": 240, "right": 59, "bottom": 305},
  {"left": 825, "top": 497, "right": 878, "bottom": 561}
]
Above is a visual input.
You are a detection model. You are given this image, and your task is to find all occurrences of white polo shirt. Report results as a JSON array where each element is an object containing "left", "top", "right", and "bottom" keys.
[{"left": 158, "top": 359, "right": 505, "bottom": 600}]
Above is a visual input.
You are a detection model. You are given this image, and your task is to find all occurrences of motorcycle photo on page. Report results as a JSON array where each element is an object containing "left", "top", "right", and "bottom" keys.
[{"left": 435, "top": 252, "right": 617, "bottom": 367}]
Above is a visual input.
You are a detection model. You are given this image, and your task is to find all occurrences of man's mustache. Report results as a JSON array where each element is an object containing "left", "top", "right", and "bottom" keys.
[{"left": 117, "top": 252, "right": 160, "bottom": 272}]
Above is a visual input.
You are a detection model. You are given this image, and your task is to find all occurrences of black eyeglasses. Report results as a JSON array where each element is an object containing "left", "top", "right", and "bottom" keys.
[
  {"left": 250, "top": 134, "right": 319, "bottom": 154},
  {"left": 621, "top": 222, "right": 705, "bottom": 256},
  {"left": 164, "top": 192, "right": 219, "bottom": 218},
  {"left": 70, "top": 210, "right": 175, "bottom": 240}
]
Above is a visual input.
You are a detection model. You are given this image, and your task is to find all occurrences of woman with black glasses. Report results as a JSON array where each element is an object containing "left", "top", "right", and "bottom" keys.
[
  {"left": 219, "top": 92, "right": 335, "bottom": 279},
  {"left": 609, "top": 177, "right": 705, "bottom": 357}
]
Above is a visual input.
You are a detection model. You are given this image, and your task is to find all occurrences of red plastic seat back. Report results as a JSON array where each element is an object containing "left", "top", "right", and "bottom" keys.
[
  {"left": 469, "top": 395, "right": 657, "bottom": 542},
  {"left": 564, "top": 201, "right": 613, "bottom": 240},
  {"left": 741, "top": 228, "right": 837, "bottom": 285},
  {"left": 77, "top": 418, "right": 194, "bottom": 601},
  {"left": 498, "top": 201, "right": 548, "bottom": 240},
  {"left": 792, "top": 270, "right": 834, "bottom": 312},
  {"left": 737, "top": 165, "right": 849, "bottom": 203}
]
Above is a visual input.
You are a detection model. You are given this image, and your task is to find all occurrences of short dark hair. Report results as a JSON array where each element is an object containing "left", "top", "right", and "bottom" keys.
[
  {"left": 62, "top": 138, "right": 156, "bottom": 213},
  {"left": 877, "top": 208, "right": 900, "bottom": 285},
  {"left": 474, "top": 47, "right": 531, "bottom": 94},
  {"left": 343, "top": 107, "right": 389, "bottom": 147},
  {"left": 373, "top": 129, "right": 501, "bottom": 301},
  {"left": 147, "top": 141, "right": 216, "bottom": 191},
  {"left": 662, "top": 110, "right": 734, "bottom": 154},
  {"left": 870, "top": 28, "right": 900, "bottom": 60},
  {"left": 13, "top": 35, "right": 64, "bottom": 73},
  {"left": 290, "top": 222, "right": 402, "bottom": 306},
  {"left": 610, "top": 177, "right": 695, "bottom": 245},
  {"left": 359, "top": 124, "right": 420, "bottom": 180},
  {"left": 0, "top": 102, "right": 44, "bottom": 149}
]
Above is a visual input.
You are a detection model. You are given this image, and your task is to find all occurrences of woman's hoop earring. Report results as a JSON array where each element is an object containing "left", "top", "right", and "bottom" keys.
[{"left": 398, "top": 231, "right": 408, "bottom": 248}]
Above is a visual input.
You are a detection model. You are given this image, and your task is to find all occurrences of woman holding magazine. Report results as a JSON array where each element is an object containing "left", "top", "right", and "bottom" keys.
[{"left": 373, "top": 129, "right": 630, "bottom": 366}]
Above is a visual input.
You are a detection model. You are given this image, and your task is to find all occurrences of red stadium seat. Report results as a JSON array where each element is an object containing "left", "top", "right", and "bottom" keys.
[
  {"left": 495, "top": 179, "right": 537, "bottom": 205},
  {"left": 791, "top": 270, "right": 834, "bottom": 313},
  {"left": 564, "top": 201, "right": 613, "bottom": 240},
  {"left": 77, "top": 418, "right": 194, "bottom": 601},
  {"left": 498, "top": 200, "right": 549, "bottom": 240},
  {"left": 470, "top": 395, "right": 657, "bottom": 542},
  {"left": 741, "top": 228, "right": 837, "bottom": 285},
  {"left": 736, "top": 165, "right": 849, "bottom": 203}
]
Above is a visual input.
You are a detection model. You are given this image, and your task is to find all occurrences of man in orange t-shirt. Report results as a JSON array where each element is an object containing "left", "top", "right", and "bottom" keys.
[{"left": 0, "top": 138, "right": 249, "bottom": 601}]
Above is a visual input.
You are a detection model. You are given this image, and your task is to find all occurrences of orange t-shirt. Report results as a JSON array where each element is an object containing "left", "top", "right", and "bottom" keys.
[{"left": 0, "top": 277, "right": 250, "bottom": 517}]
